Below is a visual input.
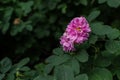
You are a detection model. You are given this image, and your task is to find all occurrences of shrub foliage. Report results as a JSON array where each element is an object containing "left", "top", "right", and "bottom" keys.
[{"left": 0, "top": 0, "right": 120, "bottom": 80}]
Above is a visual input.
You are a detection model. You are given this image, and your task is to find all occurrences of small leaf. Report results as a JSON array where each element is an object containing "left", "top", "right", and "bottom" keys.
[
  {"left": 54, "top": 65, "right": 74, "bottom": 80},
  {"left": 89, "top": 68, "right": 112, "bottom": 80},
  {"left": 20, "top": 66, "right": 30, "bottom": 71},
  {"left": 89, "top": 34, "right": 98, "bottom": 44},
  {"left": 16, "top": 58, "right": 30, "bottom": 69},
  {"left": 1, "top": 7, "right": 13, "bottom": 34},
  {"left": 66, "top": 58, "right": 80, "bottom": 75},
  {"left": 116, "top": 68, "right": 120, "bottom": 80},
  {"left": 107, "top": 28, "right": 120, "bottom": 39},
  {"left": 6, "top": 72, "right": 15, "bottom": 80},
  {"left": 34, "top": 75, "right": 54, "bottom": 80},
  {"left": 91, "top": 22, "right": 112, "bottom": 35},
  {"left": 94, "top": 56, "right": 111, "bottom": 67},
  {"left": 87, "top": 10, "right": 100, "bottom": 22},
  {"left": 0, "top": 57, "right": 12, "bottom": 73},
  {"left": 46, "top": 54, "right": 70, "bottom": 66},
  {"left": 105, "top": 40, "right": 120, "bottom": 55},
  {"left": 57, "top": 3, "right": 67, "bottom": 14},
  {"left": 80, "top": 0, "right": 88, "bottom": 6},
  {"left": 98, "top": 0, "right": 107, "bottom": 4},
  {"left": 0, "top": 74, "right": 5, "bottom": 80},
  {"left": 75, "top": 74, "right": 88, "bottom": 80},
  {"left": 107, "top": 0, "right": 120, "bottom": 8},
  {"left": 19, "top": 1, "right": 34, "bottom": 16},
  {"left": 53, "top": 48, "right": 64, "bottom": 55},
  {"left": 26, "top": 25, "right": 33, "bottom": 31},
  {"left": 44, "top": 64, "right": 54, "bottom": 74},
  {"left": 75, "top": 50, "right": 89, "bottom": 63},
  {"left": 33, "top": 75, "right": 46, "bottom": 80}
]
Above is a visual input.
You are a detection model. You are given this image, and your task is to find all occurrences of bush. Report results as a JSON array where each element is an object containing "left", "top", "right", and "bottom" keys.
[{"left": 0, "top": 0, "right": 120, "bottom": 80}]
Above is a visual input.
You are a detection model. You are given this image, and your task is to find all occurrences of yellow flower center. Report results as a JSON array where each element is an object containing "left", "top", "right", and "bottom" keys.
[{"left": 76, "top": 27, "right": 81, "bottom": 31}]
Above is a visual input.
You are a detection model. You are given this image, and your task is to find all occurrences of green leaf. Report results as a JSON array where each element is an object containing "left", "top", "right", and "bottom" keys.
[
  {"left": 53, "top": 48, "right": 64, "bottom": 55},
  {"left": 94, "top": 56, "right": 111, "bottom": 67},
  {"left": 116, "top": 69, "right": 120, "bottom": 80},
  {"left": 54, "top": 65, "right": 74, "bottom": 80},
  {"left": 33, "top": 75, "right": 47, "bottom": 80},
  {"left": 107, "top": 28, "right": 120, "bottom": 39},
  {"left": 75, "top": 74, "right": 88, "bottom": 80},
  {"left": 19, "top": 1, "right": 34, "bottom": 16},
  {"left": 26, "top": 25, "right": 33, "bottom": 31},
  {"left": 107, "top": 0, "right": 120, "bottom": 8},
  {"left": 89, "top": 34, "right": 98, "bottom": 44},
  {"left": 46, "top": 54, "right": 70, "bottom": 66},
  {"left": 6, "top": 72, "right": 15, "bottom": 80},
  {"left": 44, "top": 64, "right": 54, "bottom": 74},
  {"left": 105, "top": 40, "right": 120, "bottom": 55},
  {"left": 2, "top": 7, "right": 13, "bottom": 34},
  {"left": 101, "top": 50, "right": 114, "bottom": 57},
  {"left": 75, "top": 50, "right": 89, "bottom": 63},
  {"left": 3, "top": 7, "right": 13, "bottom": 22},
  {"left": 91, "top": 22, "right": 112, "bottom": 35},
  {"left": 66, "top": 58, "right": 80, "bottom": 75},
  {"left": 47, "top": 0, "right": 61, "bottom": 10},
  {"left": 20, "top": 66, "right": 30, "bottom": 71},
  {"left": 2, "top": 23, "right": 9, "bottom": 34},
  {"left": 87, "top": 10, "right": 100, "bottom": 22},
  {"left": 57, "top": 3, "right": 67, "bottom": 14},
  {"left": 98, "top": 0, "right": 107, "bottom": 4},
  {"left": 0, "top": 74, "right": 5, "bottom": 80},
  {"left": 74, "top": 0, "right": 87, "bottom": 6},
  {"left": 89, "top": 68, "right": 112, "bottom": 80},
  {"left": 34, "top": 75, "right": 54, "bottom": 80},
  {"left": 16, "top": 58, "right": 30, "bottom": 69},
  {"left": 80, "top": 0, "right": 88, "bottom": 6},
  {"left": 34, "top": 63, "right": 45, "bottom": 74},
  {"left": 0, "top": 57, "right": 12, "bottom": 73}
]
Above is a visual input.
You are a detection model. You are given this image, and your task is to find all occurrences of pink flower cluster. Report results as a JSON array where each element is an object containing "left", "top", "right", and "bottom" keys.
[{"left": 60, "top": 16, "right": 91, "bottom": 52}]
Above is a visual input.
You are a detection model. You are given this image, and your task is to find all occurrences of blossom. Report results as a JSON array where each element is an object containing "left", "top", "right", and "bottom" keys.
[{"left": 60, "top": 16, "right": 91, "bottom": 52}]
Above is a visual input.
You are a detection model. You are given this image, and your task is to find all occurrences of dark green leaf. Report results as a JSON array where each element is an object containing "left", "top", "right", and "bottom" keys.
[
  {"left": 19, "top": 1, "right": 34, "bottom": 16},
  {"left": 26, "top": 25, "right": 33, "bottom": 31},
  {"left": 44, "top": 64, "right": 54, "bottom": 74},
  {"left": 75, "top": 50, "right": 89, "bottom": 63},
  {"left": 53, "top": 48, "right": 64, "bottom": 55},
  {"left": 0, "top": 57, "right": 12, "bottom": 73},
  {"left": 80, "top": 0, "right": 88, "bottom": 6},
  {"left": 91, "top": 22, "right": 112, "bottom": 35},
  {"left": 6, "top": 73, "right": 15, "bottom": 80},
  {"left": 107, "top": 0, "right": 120, "bottom": 8},
  {"left": 94, "top": 56, "right": 111, "bottom": 67},
  {"left": 46, "top": 54, "right": 70, "bottom": 66},
  {"left": 0, "top": 74, "right": 5, "bottom": 80},
  {"left": 87, "top": 10, "right": 100, "bottom": 22},
  {"left": 116, "top": 69, "right": 120, "bottom": 80},
  {"left": 34, "top": 75, "right": 54, "bottom": 80},
  {"left": 105, "top": 40, "right": 120, "bottom": 55},
  {"left": 66, "top": 58, "right": 80, "bottom": 75},
  {"left": 89, "top": 34, "right": 98, "bottom": 44},
  {"left": 54, "top": 65, "right": 74, "bottom": 80},
  {"left": 107, "top": 28, "right": 120, "bottom": 39},
  {"left": 75, "top": 74, "right": 88, "bottom": 80},
  {"left": 89, "top": 68, "right": 112, "bottom": 80},
  {"left": 98, "top": 0, "right": 107, "bottom": 4},
  {"left": 16, "top": 58, "right": 30, "bottom": 69}
]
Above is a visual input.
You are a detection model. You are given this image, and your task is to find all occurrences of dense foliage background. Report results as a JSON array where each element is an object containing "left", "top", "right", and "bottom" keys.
[{"left": 0, "top": 0, "right": 120, "bottom": 80}]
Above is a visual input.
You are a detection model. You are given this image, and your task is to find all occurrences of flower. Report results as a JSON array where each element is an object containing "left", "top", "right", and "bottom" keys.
[{"left": 60, "top": 16, "right": 91, "bottom": 52}]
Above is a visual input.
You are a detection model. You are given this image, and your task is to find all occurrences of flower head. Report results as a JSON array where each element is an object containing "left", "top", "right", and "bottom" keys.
[{"left": 60, "top": 16, "right": 91, "bottom": 52}]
